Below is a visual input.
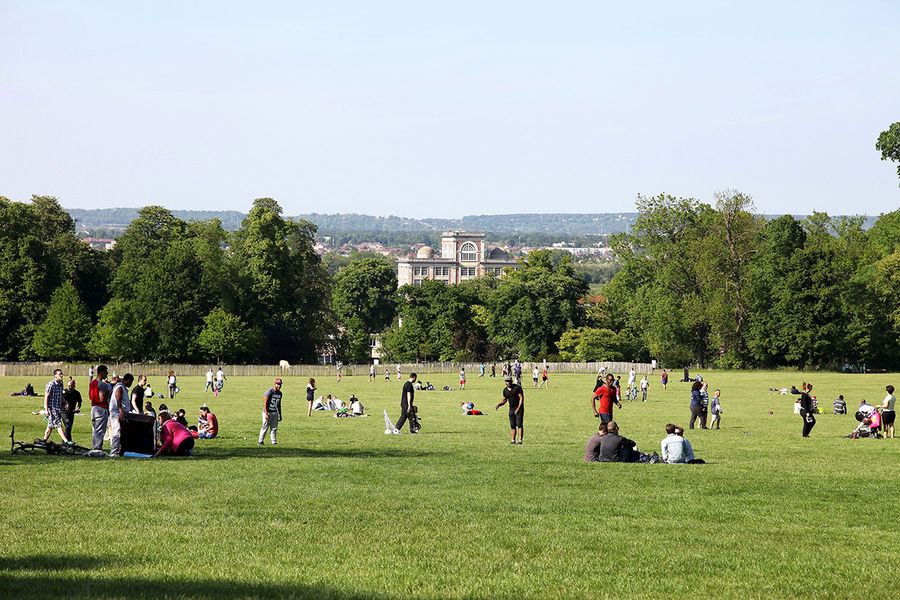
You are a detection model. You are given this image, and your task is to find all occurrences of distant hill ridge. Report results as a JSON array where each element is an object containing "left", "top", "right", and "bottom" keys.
[
  {"left": 64, "top": 208, "right": 641, "bottom": 234},
  {"left": 64, "top": 208, "right": 875, "bottom": 236}
]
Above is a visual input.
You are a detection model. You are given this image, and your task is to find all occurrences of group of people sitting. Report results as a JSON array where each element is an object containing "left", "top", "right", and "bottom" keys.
[
  {"left": 311, "top": 394, "right": 365, "bottom": 416},
  {"left": 585, "top": 422, "right": 703, "bottom": 464}
]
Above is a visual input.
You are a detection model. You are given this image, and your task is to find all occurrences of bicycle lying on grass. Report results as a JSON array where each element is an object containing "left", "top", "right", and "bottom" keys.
[{"left": 9, "top": 427, "right": 89, "bottom": 456}]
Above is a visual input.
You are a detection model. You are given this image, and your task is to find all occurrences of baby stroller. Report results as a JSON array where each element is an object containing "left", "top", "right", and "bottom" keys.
[
  {"left": 848, "top": 410, "right": 882, "bottom": 438},
  {"left": 409, "top": 405, "right": 422, "bottom": 433}
]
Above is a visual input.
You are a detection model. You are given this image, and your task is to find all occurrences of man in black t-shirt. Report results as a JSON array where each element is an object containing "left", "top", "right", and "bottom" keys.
[
  {"left": 61, "top": 378, "right": 82, "bottom": 442},
  {"left": 394, "top": 373, "right": 417, "bottom": 433},
  {"left": 495, "top": 376, "right": 524, "bottom": 444},
  {"left": 258, "top": 378, "right": 283, "bottom": 446},
  {"left": 130, "top": 375, "right": 147, "bottom": 415}
]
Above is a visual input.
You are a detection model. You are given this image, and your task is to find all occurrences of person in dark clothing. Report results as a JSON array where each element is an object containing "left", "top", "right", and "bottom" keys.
[
  {"left": 61, "top": 378, "right": 82, "bottom": 442},
  {"left": 799, "top": 382, "right": 816, "bottom": 437},
  {"left": 495, "top": 376, "right": 524, "bottom": 444},
  {"left": 596, "top": 421, "right": 639, "bottom": 462},
  {"left": 689, "top": 381, "right": 706, "bottom": 429},
  {"left": 394, "top": 373, "right": 417, "bottom": 433}
]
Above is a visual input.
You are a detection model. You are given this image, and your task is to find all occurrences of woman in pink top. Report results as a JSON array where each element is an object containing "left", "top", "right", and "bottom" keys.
[{"left": 153, "top": 411, "right": 195, "bottom": 457}]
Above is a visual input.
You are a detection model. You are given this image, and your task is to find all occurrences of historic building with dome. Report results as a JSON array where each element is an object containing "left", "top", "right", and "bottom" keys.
[{"left": 396, "top": 231, "right": 520, "bottom": 287}]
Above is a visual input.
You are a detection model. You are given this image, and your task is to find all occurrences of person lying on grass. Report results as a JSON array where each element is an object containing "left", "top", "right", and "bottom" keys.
[{"left": 153, "top": 411, "right": 195, "bottom": 457}]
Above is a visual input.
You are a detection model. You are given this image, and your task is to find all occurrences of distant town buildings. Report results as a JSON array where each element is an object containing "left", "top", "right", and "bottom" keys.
[
  {"left": 397, "top": 231, "right": 519, "bottom": 287},
  {"left": 80, "top": 237, "right": 116, "bottom": 251}
]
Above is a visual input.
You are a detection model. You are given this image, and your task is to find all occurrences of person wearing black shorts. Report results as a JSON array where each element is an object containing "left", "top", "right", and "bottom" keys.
[{"left": 495, "top": 376, "right": 524, "bottom": 444}]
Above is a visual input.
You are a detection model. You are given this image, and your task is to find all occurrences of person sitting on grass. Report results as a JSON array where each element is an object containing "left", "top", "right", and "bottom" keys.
[
  {"left": 660, "top": 424, "right": 694, "bottom": 464},
  {"left": 833, "top": 395, "right": 847, "bottom": 415},
  {"left": 460, "top": 401, "right": 484, "bottom": 415},
  {"left": 153, "top": 411, "right": 195, "bottom": 457},
  {"left": 596, "top": 421, "right": 640, "bottom": 462},
  {"left": 673, "top": 426, "right": 704, "bottom": 463},
  {"left": 311, "top": 396, "right": 327, "bottom": 411},
  {"left": 349, "top": 394, "right": 364, "bottom": 416},
  {"left": 175, "top": 409, "right": 189, "bottom": 427},
  {"left": 198, "top": 406, "right": 218, "bottom": 439},
  {"left": 584, "top": 423, "right": 608, "bottom": 462}
]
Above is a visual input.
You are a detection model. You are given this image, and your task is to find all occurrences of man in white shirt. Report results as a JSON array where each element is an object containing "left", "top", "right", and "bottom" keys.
[
  {"left": 660, "top": 423, "right": 694, "bottom": 464},
  {"left": 216, "top": 368, "right": 226, "bottom": 392},
  {"left": 205, "top": 369, "right": 214, "bottom": 392}
]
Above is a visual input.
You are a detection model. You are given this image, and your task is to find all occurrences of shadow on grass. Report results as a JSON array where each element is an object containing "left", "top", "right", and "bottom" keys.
[
  {"left": 190, "top": 445, "right": 445, "bottom": 460},
  {"left": 0, "top": 555, "right": 393, "bottom": 600}
]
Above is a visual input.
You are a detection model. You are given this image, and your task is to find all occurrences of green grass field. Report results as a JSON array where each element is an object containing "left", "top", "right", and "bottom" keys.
[{"left": 1, "top": 370, "right": 898, "bottom": 599}]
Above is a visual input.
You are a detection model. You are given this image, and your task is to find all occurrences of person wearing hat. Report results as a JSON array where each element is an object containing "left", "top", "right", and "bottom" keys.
[
  {"left": 258, "top": 378, "right": 283, "bottom": 446},
  {"left": 495, "top": 376, "right": 525, "bottom": 444}
]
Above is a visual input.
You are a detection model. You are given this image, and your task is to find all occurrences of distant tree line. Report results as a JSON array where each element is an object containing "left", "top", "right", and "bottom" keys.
[{"left": 4, "top": 182, "right": 899, "bottom": 368}]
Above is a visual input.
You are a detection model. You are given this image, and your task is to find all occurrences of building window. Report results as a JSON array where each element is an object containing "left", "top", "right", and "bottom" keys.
[
  {"left": 460, "top": 242, "right": 478, "bottom": 262},
  {"left": 414, "top": 279, "right": 422, "bottom": 286},
  {"left": 494, "top": 267, "right": 504, "bottom": 275},
  {"left": 435, "top": 266, "right": 449, "bottom": 277},
  {"left": 460, "top": 267, "right": 476, "bottom": 278}
]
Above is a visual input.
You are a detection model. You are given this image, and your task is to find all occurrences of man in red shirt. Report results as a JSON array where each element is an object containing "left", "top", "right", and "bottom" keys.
[{"left": 591, "top": 373, "right": 622, "bottom": 424}]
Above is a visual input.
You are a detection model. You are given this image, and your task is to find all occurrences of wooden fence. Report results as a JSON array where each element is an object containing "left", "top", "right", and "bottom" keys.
[{"left": 0, "top": 361, "right": 653, "bottom": 378}]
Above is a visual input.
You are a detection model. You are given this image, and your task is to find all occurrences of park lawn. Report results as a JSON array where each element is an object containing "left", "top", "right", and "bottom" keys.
[{"left": 1, "top": 370, "right": 899, "bottom": 599}]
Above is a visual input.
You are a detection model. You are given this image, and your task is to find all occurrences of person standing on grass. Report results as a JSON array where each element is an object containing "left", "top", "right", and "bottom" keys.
[
  {"left": 591, "top": 373, "right": 621, "bottom": 423},
  {"left": 799, "top": 382, "right": 816, "bottom": 437},
  {"left": 640, "top": 375, "right": 649, "bottom": 402},
  {"left": 61, "top": 378, "right": 82, "bottom": 443},
  {"left": 532, "top": 366, "right": 540, "bottom": 388},
  {"left": 709, "top": 389, "right": 723, "bottom": 429},
  {"left": 495, "top": 376, "right": 524, "bottom": 444},
  {"left": 661, "top": 369, "right": 668, "bottom": 390},
  {"left": 879, "top": 385, "right": 896, "bottom": 439},
  {"left": 108, "top": 373, "right": 134, "bottom": 457},
  {"left": 396, "top": 364, "right": 402, "bottom": 381},
  {"left": 306, "top": 378, "right": 317, "bottom": 417},
  {"left": 385, "top": 368, "right": 390, "bottom": 382},
  {"left": 369, "top": 364, "right": 375, "bottom": 382},
  {"left": 89, "top": 364, "right": 111, "bottom": 451},
  {"left": 167, "top": 370, "right": 177, "bottom": 399},
  {"left": 459, "top": 367, "right": 466, "bottom": 390},
  {"left": 130, "top": 375, "right": 147, "bottom": 415},
  {"left": 700, "top": 382, "right": 710, "bottom": 422},
  {"left": 258, "top": 378, "right": 283, "bottom": 446},
  {"left": 43, "top": 369, "right": 72, "bottom": 444},
  {"left": 392, "top": 372, "right": 417, "bottom": 433},
  {"left": 336, "top": 362, "right": 343, "bottom": 383},
  {"left": 689, "top": 381, "right": 706, "bottom": 429},
  {"left": 205, "top": 368, "right": 214, "bottom": 392}
]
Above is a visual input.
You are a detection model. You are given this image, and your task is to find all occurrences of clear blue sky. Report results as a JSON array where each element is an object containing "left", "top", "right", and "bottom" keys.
[{"left": 2, "top": 1, "right": 898, "bottom": 218}]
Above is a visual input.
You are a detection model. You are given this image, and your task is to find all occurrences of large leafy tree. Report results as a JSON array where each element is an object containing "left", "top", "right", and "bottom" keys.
[
  {"left": 230, "top": 198, "right": 331, "bottom": 362},
  {"left": 108, "top": 207, "right": 224, "bottom": 361},
  {"left": 0, "top": 197, "right": 59, "bottom": 359},
  {"left": 31, "top": 280, "right": 92, "bottom": 360},
  {"left": 486, "top": 249, "right": 588, "bottom": 360},
  {"left": 331, "top": 257, "right": 397, "bottom": 362},
  {"left": 876, "top": 122, "right": 900, "bottom": 185},
  {"left": 196, "top": 307, "right": 260, "bottom": 364},
  {"left": 89, "top": 298, "right": 154, "bottom": 362}
]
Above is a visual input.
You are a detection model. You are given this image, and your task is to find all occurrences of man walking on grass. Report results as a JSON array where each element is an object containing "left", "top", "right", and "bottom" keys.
[
  {"left": 591, "top": 373, "right": 621, "bottom": 423},
  {"left": 393, "top": 373, "right": 417, "bottom": 433},
  {"left": 259, "top": 378, "right": 283, "bottom": 446},
  {"left": 495, "top": 376, "right": 524, "bottom": 444},
  {"left": 43, "top": 369, "right": 72, "bottom": 444}
]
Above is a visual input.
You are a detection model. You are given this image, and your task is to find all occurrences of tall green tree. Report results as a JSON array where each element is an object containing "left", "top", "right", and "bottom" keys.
[
  {"left": 31, "top": 281, "right": 92, "bottom": 360},
  {"left": 231, "top": 198, "right": 331, "bottom": 362},
  {"left": 876, "top": 122, "right": 900, "bottom": 185},
  {"left": 89, "top": 298, "right": 154, "bottom": 362},
  {"left": 331, "top": 257, "right": 397, "bottom": 363},
  {"left": 0, "top": 197, "right": 58, "bottom": 359},
  {"left": 486, "top": 249, "right": 588, "bottom": 359},
  {"left": 196, "top": 307, "right": 260, "bottom": 364}
]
